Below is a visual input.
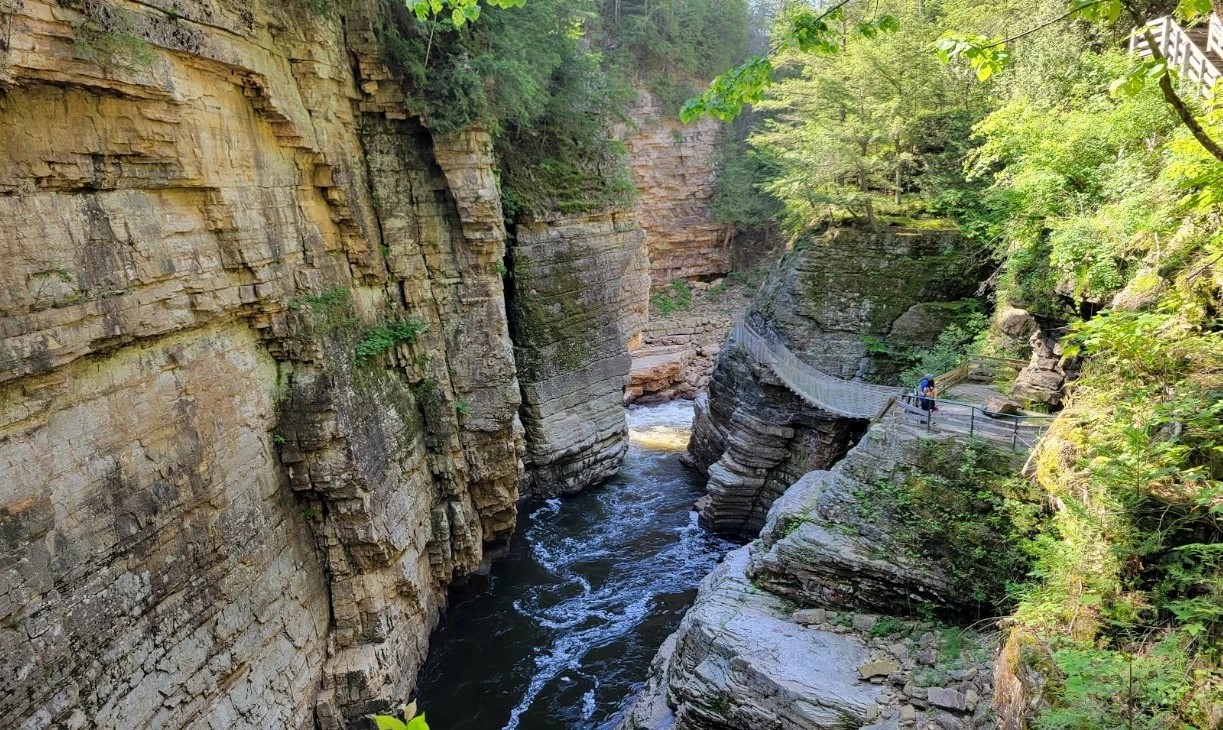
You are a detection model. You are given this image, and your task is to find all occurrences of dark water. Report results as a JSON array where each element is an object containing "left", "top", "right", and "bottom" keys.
[{"left": 415, "top": 401, "right": 734, "bottom": 730}]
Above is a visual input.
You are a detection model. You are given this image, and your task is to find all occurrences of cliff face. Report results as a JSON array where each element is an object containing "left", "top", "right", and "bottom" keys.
[
  {"left": 508, "top": 207, "right": 649, "bottom": 496},
  {"left": 0, "top": 1, "right": 526, "bottom": 725},
  {"left": 623, "top": 91, "right": 729, "bottom": 287},
  {"left": 622, "top": 424, "right": 1007, "bottom": 730},
  {"left": 687, "top": 226, "right": 981, "bottom": 537}
]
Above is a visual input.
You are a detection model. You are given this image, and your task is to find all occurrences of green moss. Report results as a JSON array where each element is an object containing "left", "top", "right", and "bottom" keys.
[{"left": 651, "top": 281, "right": 693, "bottom": 315}]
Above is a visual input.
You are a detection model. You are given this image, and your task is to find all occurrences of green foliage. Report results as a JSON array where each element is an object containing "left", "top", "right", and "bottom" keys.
[
  {"left": 597, "top": 0, "right": 750, "bottom": 115},
  {"left": 378, "top": 0, "right": 634, "bottom": 216},
  {"left": 297, "top": 0, "right": 334, "bottom": 15},
  {"left": 869, "top": 616, "right": 906, "bottom": 637},
  {"left": 369, "top": 700, "right": 430, "bottom": 730},
  {"left": 407, "top": 0, "right": 524, "bottom": 27},
  {"left": 288, "top": 288, "right": 355, "bottom": 335},
  {"left": 730, "top": 0, "right": 1004, "bottom": 233},
  {"left": 950, "top": 46, "right": 1182, "bottom": 314},
  {"left": 711, "top": 126, "right": 785, "bottom": 232},
  {"left": 355, "top": 318, "right": 426, "bottom": 365},
  {"left": 1014, "top": 294, "right": 1223, "bottom": 726},
  {"left": 650, "top": 281, "right": 692, "bottom": 315},
  {"left": 898, "top": 310, "right": 990, "bottom": 386},
  {"left": 680, "top": 2, "right": 898, "bottom": 123},
  {"left": 455, "top": 399, "right": 470, "bottom": 417},
  {"left": 74, "top": 7, "right": 156, "bottom": 68},
  {"left": 705, "top": 281, "right": 729, "bottom": 300},
  {"left": 858, "top": 438, "right": 1048, "bottom": 611}
]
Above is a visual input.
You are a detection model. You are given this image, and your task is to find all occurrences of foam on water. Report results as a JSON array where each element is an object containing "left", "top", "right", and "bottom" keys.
[{"left": 415, "top": 400, "right": 734, "bottom": 730}]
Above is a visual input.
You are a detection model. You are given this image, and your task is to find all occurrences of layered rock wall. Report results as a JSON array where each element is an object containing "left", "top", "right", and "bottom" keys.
[
  {"left": 622, "top": 424, "right": 1008, "bottom": 730},
  {"left": 508, "top": 207, "right": 649, "bottom": 496},
  {"left": 623, "top": 91, "right": 729, "bottom": 287},
  {"left": 688, "top": 226, "right": 982, "bottom": 536},
  {"left": 0, "top": 1, "right": 523, "bottom": 726},
  {"left": 628, "top": 313, "right": 730, "bottom": 404}
]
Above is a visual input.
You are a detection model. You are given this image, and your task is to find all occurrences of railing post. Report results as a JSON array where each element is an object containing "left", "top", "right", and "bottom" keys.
[
  {"left": 1012, "top": 420, "right": 1019, "bottom": 452},
  {"left": 969, "top": 408, "right": 975, "bottom": 438}
]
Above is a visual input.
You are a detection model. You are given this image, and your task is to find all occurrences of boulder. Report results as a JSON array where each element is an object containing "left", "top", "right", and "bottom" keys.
[
  {"left": 927, "top": 687, "right": 968, "bottom": 711},
  {"left": 858, "top": 661, "right": 901, "bottom": 679},
  {"left": 982, "top": 396, "right": 1022, "bottom": 417}
]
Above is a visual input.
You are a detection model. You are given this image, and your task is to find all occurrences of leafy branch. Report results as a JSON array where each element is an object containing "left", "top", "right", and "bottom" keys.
[
  {"left": 936, "top": 0, "right": 1223, "bottom": 162},
  {"left": 680, "top": 2, "right": 898, "bottom": 122}
]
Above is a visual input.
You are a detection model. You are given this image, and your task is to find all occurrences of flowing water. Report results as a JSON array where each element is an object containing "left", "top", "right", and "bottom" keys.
[{"left": 415, "top": 401, "right": 734, "bottom": 730}]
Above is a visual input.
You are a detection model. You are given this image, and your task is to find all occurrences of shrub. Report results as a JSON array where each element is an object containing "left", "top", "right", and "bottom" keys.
[
  {"left": 355, "top": 318, "right": 426, "bottom": 364},
  {"left": 651, "top": 281, "right": 693, "bottom": 315}
]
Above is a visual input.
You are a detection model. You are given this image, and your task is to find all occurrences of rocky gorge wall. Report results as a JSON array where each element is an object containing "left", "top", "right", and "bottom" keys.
[
  {"left": 508, "top": 207, "right": 649, "bottom": 496},
  {"left": 622, "top": 423, "right": 1011, "bottom": 730},
  {"left": 623, "top": 90, "right": 730, "bottom": 287},
  {"left": 0, "top": 0, "right": 653, "bottom": 726},
  {"left": 687, "top": 226, "right": 984, "bottom": 537}
]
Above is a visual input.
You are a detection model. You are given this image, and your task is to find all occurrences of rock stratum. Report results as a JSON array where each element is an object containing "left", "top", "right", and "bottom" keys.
[
  {"left": 624, "top": 91, "right": 730, "bottom": 287},
  {"left": 688, "top": 226, "right": 983, "bottom": 537},
  {"left": 0, "top": 0, "right": 717, "bottom": 725},
  {"left": 622, "top": 423, "right": 1005, "bottom": 730}
]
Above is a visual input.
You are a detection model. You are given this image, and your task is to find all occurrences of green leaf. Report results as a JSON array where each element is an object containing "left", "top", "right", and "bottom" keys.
[
  {"left": 1176, "top": 0, "right": 1212, "bottom": 20},
  {"left": 406, "top": 714, "right": 431, "bottom": 730},
  {"left": 368, "top": 715, "right": 409, "bottom": 730}
]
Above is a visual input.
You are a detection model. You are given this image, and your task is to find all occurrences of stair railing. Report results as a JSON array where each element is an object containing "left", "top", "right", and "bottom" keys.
[{"left": 1131, "top": 15, "right": 1223, "bottom": 94}]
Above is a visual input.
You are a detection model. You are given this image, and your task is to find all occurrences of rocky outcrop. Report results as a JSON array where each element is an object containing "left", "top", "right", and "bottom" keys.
[
  {"left": 991, "top": 307, "right": 1038, "bottom": 357},
  {"left": 620, "top": 547, "right": 884, "bottom": 730},
  {"left": 0, "top": 1, "right": 530, "bottom": 726},
  {"left": 749, "top": 425, "right": 968, "bottom": 614},
  {"left": 686, "top": 346, "right": 865, "bottom": 537},
  {"left": 687, "top": 226, "right": 982, "bottom": 536},
  {"left": 508, "top": 207, "right": 649, "bottom": 496},
  {"left": 628, "top": 311, "right": 735, "bottom": 404},
  {"left": 1011, "top": 329, "right": 1068, "bottom": 408},
  {"left": 621, "top": 547, "right": 999, "bottom": 730},
  {"left": 752, "top": 227, "right": 983, "bottom": 381},
  {"left": 623, "top": 91, "right": 730, "bottom": 286},
  {"left": 622, "top": 423, "right": 1010, "bottom": 730}
]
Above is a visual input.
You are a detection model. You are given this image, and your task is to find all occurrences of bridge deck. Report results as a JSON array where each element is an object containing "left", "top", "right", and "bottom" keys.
[{"left": 733, "top": 320, "right": 1053, "bottom": 451}]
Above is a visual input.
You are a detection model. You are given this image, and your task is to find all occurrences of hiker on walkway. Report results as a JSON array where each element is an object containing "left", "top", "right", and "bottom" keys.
[{"left": 916, "top": 373, "right": 939, "bottom": 414}]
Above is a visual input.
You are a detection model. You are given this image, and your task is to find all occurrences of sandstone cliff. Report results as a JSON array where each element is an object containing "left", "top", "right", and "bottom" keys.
[
  {"left": 688, "top": 226, "right": 983, "bottom": 537},
  {"left": 0, "top": 0, "right": 596, "bottom": 725},
  {"left": 623, "top": 90, "right": 730, "bottom": 287}
]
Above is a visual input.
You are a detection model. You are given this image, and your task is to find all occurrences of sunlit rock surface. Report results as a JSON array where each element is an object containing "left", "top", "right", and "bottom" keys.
[
  {"left": 623, "top": 90, "right": 730, "bottom": 287},
  {"left": 0, "top": 1, "right": 523, "bottom": 725}
]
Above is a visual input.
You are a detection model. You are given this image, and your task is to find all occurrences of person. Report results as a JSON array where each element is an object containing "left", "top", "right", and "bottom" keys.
[{"left": 915, "top": 373, "right": 939, "bottom": 414}]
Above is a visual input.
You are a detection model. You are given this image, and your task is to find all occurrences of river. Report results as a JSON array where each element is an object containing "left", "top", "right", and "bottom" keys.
[{"left": 414, "top": 401, "right": 734, "bottom": 730}]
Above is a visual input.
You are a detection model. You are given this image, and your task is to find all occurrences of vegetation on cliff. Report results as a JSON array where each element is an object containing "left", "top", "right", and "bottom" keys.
[
  {"left": 696, "top": 0, "right": 1222, "bottom": 724},
  {"left": 376, "top": 0, "right": 748, "bottom": 216}
]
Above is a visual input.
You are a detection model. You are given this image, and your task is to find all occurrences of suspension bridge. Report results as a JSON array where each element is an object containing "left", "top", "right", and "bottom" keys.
[{"left": 731, "top": 319, "right": 1055, "bottom": 451}]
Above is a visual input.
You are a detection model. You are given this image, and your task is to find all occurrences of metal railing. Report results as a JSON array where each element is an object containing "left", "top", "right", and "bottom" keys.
[
  {"left": 733, "top": 318, "right": 1055, "bottom": 451},
  {"left": 893, "top": 395, "right": 1055, "bottom": 452},
  {"left": 1131, "top": 15, "right": 1223, "bottom": 94}
]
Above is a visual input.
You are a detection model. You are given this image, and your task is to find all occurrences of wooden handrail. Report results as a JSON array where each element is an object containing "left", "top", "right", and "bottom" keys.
[{"left": 1133, "top": 14, "right": 1223, "bottom": 95}]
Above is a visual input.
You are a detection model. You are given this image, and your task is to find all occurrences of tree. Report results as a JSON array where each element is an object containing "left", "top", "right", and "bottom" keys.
[{"left": 684, "top": 0, "right": 1223, "bottom": 162}]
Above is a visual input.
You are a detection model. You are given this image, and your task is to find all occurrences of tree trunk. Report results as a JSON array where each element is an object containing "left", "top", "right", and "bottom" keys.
[{"left": 1144, "top": 29, "right": 1223, "bottom": 163}]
